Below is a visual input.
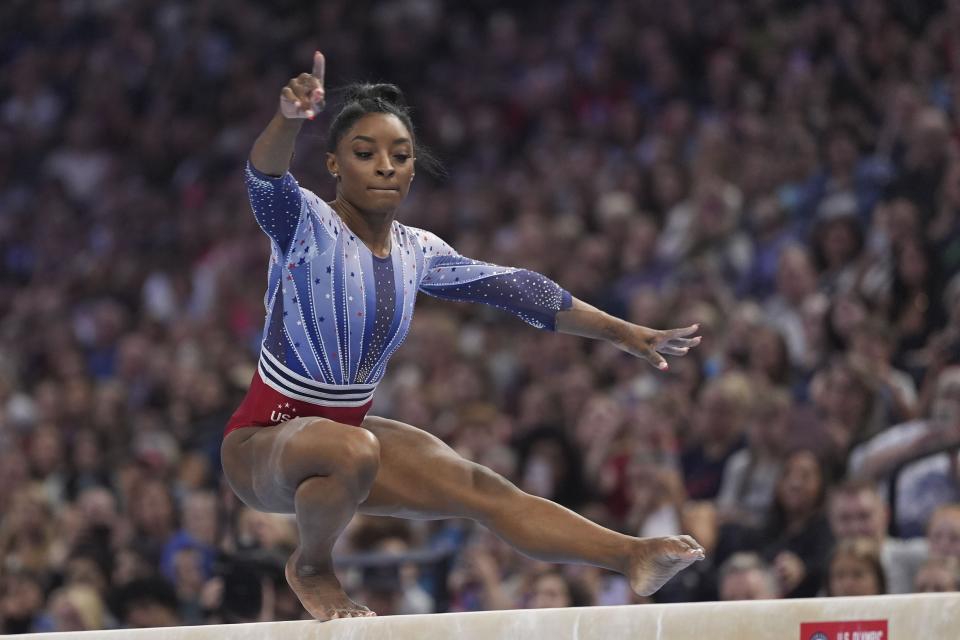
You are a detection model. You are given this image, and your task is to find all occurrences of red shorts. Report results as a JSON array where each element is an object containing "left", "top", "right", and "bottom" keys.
[{"left": 224, "top": 371, "right": 374, "bottom": 436}]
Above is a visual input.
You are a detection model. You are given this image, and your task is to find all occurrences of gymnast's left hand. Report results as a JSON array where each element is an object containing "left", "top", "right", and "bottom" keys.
[{"left": 614, "top": 323, "right": 701, "bottom": 371}]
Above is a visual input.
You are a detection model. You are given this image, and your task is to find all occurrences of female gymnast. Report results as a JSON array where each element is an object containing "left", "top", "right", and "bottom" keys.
[{"left": 221, "top": 52, "right": 706, "bottom": 620}]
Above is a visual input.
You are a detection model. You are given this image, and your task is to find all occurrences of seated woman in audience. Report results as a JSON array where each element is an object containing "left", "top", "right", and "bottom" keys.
[{"left": 717, "top": 448, "right": 834, "bottom": 598}]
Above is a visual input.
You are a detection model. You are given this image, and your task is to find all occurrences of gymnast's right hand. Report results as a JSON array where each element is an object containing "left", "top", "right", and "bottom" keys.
[{"left": 279, "top": 51, "right": 326, "bottom": 120}]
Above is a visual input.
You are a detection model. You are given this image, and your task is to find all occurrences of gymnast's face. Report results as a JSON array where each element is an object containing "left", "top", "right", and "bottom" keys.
[{"left": 327, "top": 113, "right": 415, "bottom": 215}]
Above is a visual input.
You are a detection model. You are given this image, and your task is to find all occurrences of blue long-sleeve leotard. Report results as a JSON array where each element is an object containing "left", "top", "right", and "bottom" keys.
[{"left": 246, "top": 162, "right": 572, "bottom": 405}]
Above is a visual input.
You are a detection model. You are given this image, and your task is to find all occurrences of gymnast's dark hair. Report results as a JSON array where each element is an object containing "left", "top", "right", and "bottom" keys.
[{"left": 327, "top": 83, "right": 445, "bottom": 178}]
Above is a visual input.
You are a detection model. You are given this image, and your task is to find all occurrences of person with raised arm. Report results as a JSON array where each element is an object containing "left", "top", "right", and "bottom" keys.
[{"left": 220, "top": 52, "right": 705, "bottom": 620}]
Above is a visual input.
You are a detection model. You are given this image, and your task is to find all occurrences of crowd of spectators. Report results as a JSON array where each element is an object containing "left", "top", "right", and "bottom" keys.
[{"left": 2, "top": 0, "right": 960, "bottom": 631}]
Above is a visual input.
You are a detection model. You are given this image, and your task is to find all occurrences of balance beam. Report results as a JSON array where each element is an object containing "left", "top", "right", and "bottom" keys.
[{"left": 20, "top": 593, "right": 960, "bottom": 639}]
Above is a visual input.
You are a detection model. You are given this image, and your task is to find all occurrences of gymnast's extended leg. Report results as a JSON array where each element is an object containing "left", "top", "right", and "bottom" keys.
[{"left": 359, "top": 416, "right": 704, "bottom": 596}]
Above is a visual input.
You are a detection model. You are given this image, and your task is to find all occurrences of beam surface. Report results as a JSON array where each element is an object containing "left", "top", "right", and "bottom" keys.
[{"left": 20, "top": 593, "right": 959, "bottom": 639}]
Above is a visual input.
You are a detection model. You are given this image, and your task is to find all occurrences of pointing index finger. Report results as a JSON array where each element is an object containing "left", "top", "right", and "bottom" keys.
[{"left": 312, "top": 51, "right": 325, "bottom": 86}]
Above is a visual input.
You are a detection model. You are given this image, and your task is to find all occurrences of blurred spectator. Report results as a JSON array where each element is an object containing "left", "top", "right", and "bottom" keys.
[
  {"left": 658, "top": 176, "right": 750, "bottom": 285},
  {"left": 447, "top": 530, "right": 528, "bottom": 613},
  {"left": 170, "top": 548, "right": 210, "bottom": 624},
  {"left": 128, "top": 478, "right": 178, "bottom": 566},
  {"left": 737, "top": 197, "right": 797, "bottom": 301},
  {"left": 913, "top": 557, "right": 960, "bottom": 592},
  {"left": 849, "top": 367, "right": 960, "bottom": 536},
  {"left": 348, "top": 518, "right": 435, "bottom": 616},
  {"left": 624, "top": 452, "right": 687, "bottom": 539},
  {"left": 111, "top": 547, "right": 155, "bottom": 591},
  {"left": 825, "top": 537, "right": 887, "bottom": 597},
  {"left": 717, "top": 553, "right": 780, "bottom": 601},
  {"left": 524, "top": 569, "right": 593, "bottom": 609},
  {"left": 847, "top": 318, "right": 918, "bottom": 431},
  {"left": 160, "top": 490, "right": 218, "bottom": 587},
  {"left": 931, "top": 165, "right": 960, "bottom": 275},
  {"left": 745, "top": 324, "right": 792, "bottom": 389},
  {"left": 888, "top": 107, "right": 950, "bottom": 224},
  {"left": 809, "top": 359, "right": 875, "bottom": 461},
  {"left": 0, "top": 486, "right": 63, "bottom": 577},
  {"left": 715, "top": 385, "right": 791, "bottom": 528},
  {"left": 65, "top": 429, "right": 112, "bottom": 500},
  {"left": 718, "top": 449, "right": 834, "bottom": 598},
  {"left": 799, "top": 122, "right": 890, "bottom": 229},
  {"left": 888, "top": 236, "right": 947, "bottom": 362},
  {"left": 112, "top": 576, "right": 180, "bottom": 628},
  {"left": 681, "top": 372, "right": 751, "bottom": 500},
  {"left": 765, "top": 246, "right": 819, "bottom": 368},
  {"left": 0, "top": 572, "right": 46, "bottom": 633},
  {"left": 514, "top": 426, "right": 587, "bottom": 509},
  {"left": 826, "top": 479, "right": 926, "bottom": 593},
  {"left": 918, "top": 273, "right": 960, "bottom": 376},
  {"left": 213, "top": 554, "right": 284, "bottom": 623},
  {"left": 35, "top": 584, "right": 108, "bottom": 632},
  {"left": 809, "top": 211, "right": 864, "bottom": 295},
  {"left": 926, "top": 503, "right": 960, "bottom": 560}
]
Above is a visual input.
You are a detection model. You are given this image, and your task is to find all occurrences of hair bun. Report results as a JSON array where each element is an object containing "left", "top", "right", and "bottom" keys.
[{"left": 345, "top": 83, "right": 406, "bottom": 108}]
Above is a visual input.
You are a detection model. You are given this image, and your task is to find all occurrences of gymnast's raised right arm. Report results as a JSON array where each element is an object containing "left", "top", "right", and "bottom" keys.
[
  {"left": 246, "top": 53, "right": 331, "bottom": 251},
  {"left": 250, "top": 51, "right": 326, "bottom": 176}
]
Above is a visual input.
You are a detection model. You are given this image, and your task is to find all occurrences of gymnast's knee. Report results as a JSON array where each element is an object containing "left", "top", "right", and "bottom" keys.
[
  {"left": 335, "top": 426, "right": 381, "bottom": 493},
  {"left": 291, "top": 421, "right": 380, "bottom": 497}
]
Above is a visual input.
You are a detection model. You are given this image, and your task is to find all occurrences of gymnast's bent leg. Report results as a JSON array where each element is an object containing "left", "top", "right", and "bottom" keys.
[
  {"left": 221, "top": 417, "right": 381, "bottom": 620},
  {"left": 358, "top": 416, "right": 704, "bottom": 596}
]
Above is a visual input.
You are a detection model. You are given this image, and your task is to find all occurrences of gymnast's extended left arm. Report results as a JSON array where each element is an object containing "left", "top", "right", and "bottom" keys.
[
  {"left": 414, "top": 228, "right": 701, "bottom": 370},
  {"left": 555, "top": 297, "right": 701, "bottom": 371}
]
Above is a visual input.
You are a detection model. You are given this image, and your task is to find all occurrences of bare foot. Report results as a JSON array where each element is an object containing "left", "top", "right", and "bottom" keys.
[
  {"left": 627, "top": 535, "right": 705, "bottom": 596},
  {"left": 285, "top": 549, "right": 375, "bottom": 621}
]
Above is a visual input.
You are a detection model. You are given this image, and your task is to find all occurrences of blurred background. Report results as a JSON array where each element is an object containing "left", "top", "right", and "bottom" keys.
[{"left": 2, "top": 0, "right": 960, "bottom": 631}]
